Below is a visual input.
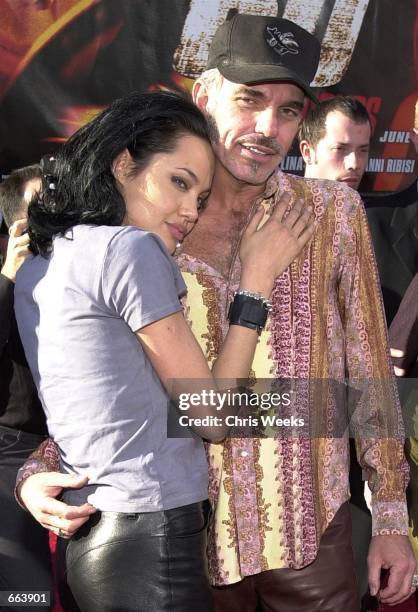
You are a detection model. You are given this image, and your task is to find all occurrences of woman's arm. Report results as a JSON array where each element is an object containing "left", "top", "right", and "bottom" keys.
[{"left": 138, "top": 193, "right": 314, "bottom": 440}]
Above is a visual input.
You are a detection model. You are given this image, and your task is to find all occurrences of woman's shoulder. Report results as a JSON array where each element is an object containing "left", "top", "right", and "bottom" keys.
[
  {"left": 103, "top": 226, "right": 171, "bottom": 260},
  {"left": 63, "top": 225, "right": 166, "bottom": 256}
]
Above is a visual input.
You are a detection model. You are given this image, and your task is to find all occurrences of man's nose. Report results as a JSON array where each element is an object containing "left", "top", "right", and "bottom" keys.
[
  {"left": 344, "top": 151, "right": 359, "bottom": 171},
  {"left": 255, "top": 108, "right": 278, "bottom": 138}
]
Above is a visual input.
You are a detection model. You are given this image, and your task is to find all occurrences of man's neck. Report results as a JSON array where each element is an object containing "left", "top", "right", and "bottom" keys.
[
  {"left": 180, "top": 162, "right": 270, "bottom": 279},
  {"left": 303, "top": 168, "right": 317, "bottom": 181}
]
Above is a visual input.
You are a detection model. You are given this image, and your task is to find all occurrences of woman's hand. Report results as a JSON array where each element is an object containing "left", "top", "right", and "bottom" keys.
[{"left": 239, "top": 192, "right": 315, "bottom": 297}]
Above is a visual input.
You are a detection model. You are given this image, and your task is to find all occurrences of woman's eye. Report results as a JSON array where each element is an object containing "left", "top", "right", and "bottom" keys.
[{"left": 172, "top": 176, "right": 188, "bottom": 190}]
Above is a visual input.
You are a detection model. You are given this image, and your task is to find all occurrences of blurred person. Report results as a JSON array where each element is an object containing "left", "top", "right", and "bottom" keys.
[
  {"left": 0, "top": 165, "right": 53, "bottom": 610},
  {"left": 363, "top": 128, "right": 417, "bottom": 326},
  {"left": 389, "top": 274, "right": 418, "bottom": 612}
]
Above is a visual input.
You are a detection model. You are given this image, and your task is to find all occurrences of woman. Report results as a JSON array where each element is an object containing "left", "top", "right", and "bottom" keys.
[{"left": 14, "top": 91, "right": 313, "bottom": 611}]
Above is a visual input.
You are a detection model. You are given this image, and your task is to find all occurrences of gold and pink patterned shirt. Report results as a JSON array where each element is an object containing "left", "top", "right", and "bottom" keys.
[
  {"left": 17, "top": 171, "right": 409, "bottom": 587},
  {"left": 176, "top": 171, "right": 409, "bottom": 586}
]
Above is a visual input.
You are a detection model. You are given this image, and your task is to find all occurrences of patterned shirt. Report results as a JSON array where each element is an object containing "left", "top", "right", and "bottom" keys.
[
  {"left": 177, "top": 171, "right": 409, "bottom": 586},
  {"left": 16, "top": 171, "right": 409, "bottom": 587}
]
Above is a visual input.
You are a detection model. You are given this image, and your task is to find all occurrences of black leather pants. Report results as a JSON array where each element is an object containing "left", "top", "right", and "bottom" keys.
[{"left": 58, "top": 500, "right": 214, "bottom": 612}]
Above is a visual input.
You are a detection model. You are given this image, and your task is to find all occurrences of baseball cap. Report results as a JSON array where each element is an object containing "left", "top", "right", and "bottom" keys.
[{"left": 207, "top": 14, "right": 320, "bottom": 102}]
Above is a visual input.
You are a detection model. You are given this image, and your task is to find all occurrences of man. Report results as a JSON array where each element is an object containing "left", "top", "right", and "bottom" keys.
[
  {"left": 0, "top": 166, "right": 53, "bottom": 610},
  {"left": 299, "top": 95, "right": 371, "bottom": 191},
  {"left": 15, "top": 14, "right": 416, "bottom": 611}
]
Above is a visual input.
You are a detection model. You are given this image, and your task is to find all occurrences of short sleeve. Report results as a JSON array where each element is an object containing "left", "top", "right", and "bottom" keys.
[{"left": 101, "top": 228, "right": 186, "bottom": 332}]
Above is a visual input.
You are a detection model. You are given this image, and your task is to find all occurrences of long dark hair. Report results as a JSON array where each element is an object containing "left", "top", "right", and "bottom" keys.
[{"left": 29, "top": 91, "right": 212, "bottom": 256}]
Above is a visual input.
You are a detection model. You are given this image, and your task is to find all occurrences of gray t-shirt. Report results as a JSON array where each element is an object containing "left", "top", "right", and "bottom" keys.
[{"left": 15, "top": 225, "right": 208, "bottom": 511}]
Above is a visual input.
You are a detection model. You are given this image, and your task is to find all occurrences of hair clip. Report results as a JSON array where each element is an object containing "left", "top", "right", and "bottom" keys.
[{"left": 40, "top": 155, "right": 57, "bottom": 192}]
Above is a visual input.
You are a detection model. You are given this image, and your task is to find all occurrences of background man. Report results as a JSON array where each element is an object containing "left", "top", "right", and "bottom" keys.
[
  {"left": 0, "top": 166, "right": 53, "bottom": 610},
  {"left": 299, "top": 95, "right": 371, "bottom": 191},
  {"left": 16, "top": 15, "right": 416, "bottom": 612}
]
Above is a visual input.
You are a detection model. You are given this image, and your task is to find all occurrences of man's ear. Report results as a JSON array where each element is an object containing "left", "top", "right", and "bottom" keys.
[
  {"left": 192, "top": 80, "right": 209, "bottom": 113},
  {"left": 299, "top": 140, "right": 315, "bottom": 165},
  {"left": 111, "top": 149, "right": 132, "bottom": 186}
]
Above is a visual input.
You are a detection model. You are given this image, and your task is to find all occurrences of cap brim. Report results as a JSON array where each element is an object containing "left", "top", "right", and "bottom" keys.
[{"left": 219, "top": 64, "right": 318, "bottom": 103}]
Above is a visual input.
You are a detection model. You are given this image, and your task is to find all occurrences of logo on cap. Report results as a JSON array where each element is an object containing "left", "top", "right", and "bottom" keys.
[{"left": 265, "top": 27, "right": 300, "bottom": 56}]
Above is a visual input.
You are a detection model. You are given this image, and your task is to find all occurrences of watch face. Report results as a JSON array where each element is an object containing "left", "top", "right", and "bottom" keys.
[{"left": 228, "top": 294, "right": 267, "bottom": 334}]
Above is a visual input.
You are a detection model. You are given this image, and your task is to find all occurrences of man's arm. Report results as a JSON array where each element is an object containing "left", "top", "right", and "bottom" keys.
[
  {"left": 0, "top": 273, "right": 14, "bottom": 350},
  {"left": 341, "top": 195, "right": 416, "bottom": 605},
  {"left": 388, "top": 274, "right": 418, "bottom": 377}
]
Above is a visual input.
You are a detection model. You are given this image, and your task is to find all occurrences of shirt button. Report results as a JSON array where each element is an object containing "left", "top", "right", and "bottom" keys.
[{"left": 240, "top": 450, "right": 249, "bottom": 457}]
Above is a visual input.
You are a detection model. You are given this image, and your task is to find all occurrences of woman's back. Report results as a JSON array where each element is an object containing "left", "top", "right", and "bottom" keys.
[{"left": 15, "top": 224, "right": 208, "bottom": 512}]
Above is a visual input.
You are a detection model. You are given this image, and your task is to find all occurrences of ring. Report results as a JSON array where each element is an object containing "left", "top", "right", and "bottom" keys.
[
  {"left": 51, "top": 526, "right": 63, "bottom": 537},
  {"left": 412, "top": 574, "right": 418, "bottom": 588}
]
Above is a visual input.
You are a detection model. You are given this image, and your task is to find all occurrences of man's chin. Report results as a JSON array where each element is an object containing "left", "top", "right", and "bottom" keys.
[
  {"left": 338, "top": 177, "right": 360, "bottom": 190},
  {"left": 235, "top": 162, "right": 279, "bottom": 186}
]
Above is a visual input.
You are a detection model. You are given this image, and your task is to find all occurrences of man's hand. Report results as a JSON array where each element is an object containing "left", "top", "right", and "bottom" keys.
[
  {"left": 368, "top": 534, "right": 417, "bottom": 605},
  {"left": 1, "top": 218, "right": 30, "bottom": 282},
  {"left": 19, "top": 472, "right": 97, "bottom": 538}
]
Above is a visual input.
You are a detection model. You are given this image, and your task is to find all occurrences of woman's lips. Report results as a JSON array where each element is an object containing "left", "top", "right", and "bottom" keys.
[{"left": 166, "top": 223, "right": 186, "bottom": 241}]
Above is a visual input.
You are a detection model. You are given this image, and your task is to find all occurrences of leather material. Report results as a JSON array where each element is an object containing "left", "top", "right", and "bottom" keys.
[
  {"left": 212, "top": 502, "right": 359, "bottom": 612},
  {"left": 61, "top": 500, "right": 214, "bottom": 612}
]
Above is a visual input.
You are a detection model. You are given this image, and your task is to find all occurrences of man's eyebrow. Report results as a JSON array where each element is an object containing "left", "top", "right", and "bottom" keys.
[
  {"left": 234, "top": 86, "right": 266, "bottom": 99},
  {"left": 176, "top": 167, "right": 198, "bottom": 182},
  {"left": 234, "top": 87, "right": 304, "bottom": 110}
]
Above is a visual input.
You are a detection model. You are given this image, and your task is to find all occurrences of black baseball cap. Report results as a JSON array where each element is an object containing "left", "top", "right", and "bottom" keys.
[{"left": 207, "top": 14, "right": 320, "bottom": 102}]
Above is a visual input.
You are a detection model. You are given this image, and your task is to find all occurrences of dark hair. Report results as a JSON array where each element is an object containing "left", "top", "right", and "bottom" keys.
[
  {"left": 299, "top": 96, "right": 370, "bottom": 146},
  {"left": 0, "top": 165, "right": 41, "bottom": 227},
  {"left": 28, "top": 91, "right": 212, "bottom": 256}
]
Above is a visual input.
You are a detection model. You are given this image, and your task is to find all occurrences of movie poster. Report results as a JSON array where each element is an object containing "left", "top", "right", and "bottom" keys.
[{"left": 0, "top": 0, "right": 416, "bottom": 192}]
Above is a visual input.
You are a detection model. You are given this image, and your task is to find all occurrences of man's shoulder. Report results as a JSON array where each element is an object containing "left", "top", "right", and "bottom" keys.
[{"left": 274, "top": 171, "right": 363, "bottom": 214}]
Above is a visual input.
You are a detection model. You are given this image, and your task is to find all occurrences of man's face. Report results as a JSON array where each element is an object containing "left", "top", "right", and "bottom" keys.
[
  {"left": 302, "top": 110, "right": 371, "bottom": 190},
  {"left": 202, "top": 79, "right": 305, "bottom": 185},
  {"left": 12, "top": 177, "right": 41, "bottom": 222},
  {"left": 23, "top": 178, "right": 41, "bottom": 206}
]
